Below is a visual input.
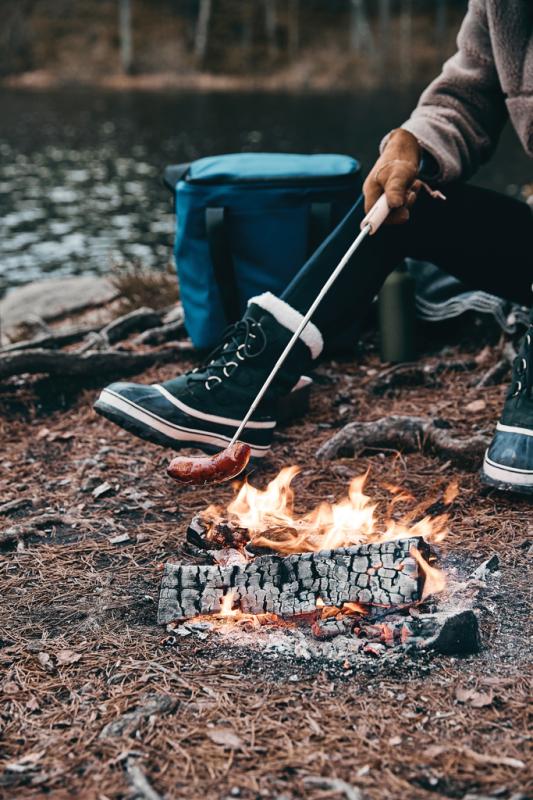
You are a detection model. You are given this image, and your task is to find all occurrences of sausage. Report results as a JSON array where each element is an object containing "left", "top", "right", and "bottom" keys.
[{"left": 167, "top": 441, "right": 251, "bottom": 486}]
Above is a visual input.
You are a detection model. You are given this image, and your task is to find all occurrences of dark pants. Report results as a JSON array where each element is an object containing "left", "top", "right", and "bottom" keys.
[{"left": 281, "top": 184, "right": 533, "bottom": 346}]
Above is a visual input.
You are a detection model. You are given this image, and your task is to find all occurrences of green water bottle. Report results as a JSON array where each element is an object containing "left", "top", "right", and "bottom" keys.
[{"left": 378, "top": 264, "right": 417, "bottom": 363}]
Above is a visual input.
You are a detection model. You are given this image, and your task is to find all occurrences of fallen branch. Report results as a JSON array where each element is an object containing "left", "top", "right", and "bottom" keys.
[
  {"left": 1, "top": 307, "right": 165, "bottom": 354},
  {"left": 0, "top": 343, "right": 194, "bottom": 380},
  {"left": 316, "top": 415, "right": 491, "bottom": 469},
  {"left": 0, "top": 325, "right": 98, "bottom": 353}
]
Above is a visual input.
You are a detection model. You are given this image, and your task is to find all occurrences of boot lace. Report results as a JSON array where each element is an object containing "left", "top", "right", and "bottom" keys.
[
  {"left": 510, "top": 327, "right": 532, "bottom": 398},
  {"left": 188, "top": 319, "right": 267, "bottom": 391}
]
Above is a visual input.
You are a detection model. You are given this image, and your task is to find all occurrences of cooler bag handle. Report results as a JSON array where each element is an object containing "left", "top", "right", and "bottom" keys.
[
  {"left": 205, "top": 207, "right": 241, "bottom": 325},
  {"left": 205, "top": 201, "right": 333, "bottom": 326}
]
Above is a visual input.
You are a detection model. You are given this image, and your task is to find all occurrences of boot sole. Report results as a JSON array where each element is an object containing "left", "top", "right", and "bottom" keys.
[
  {"left": 481, "top": 452, "right": 533, "bottom": 497},
  {"left": 94, "top": 389, "right": 271, "bottom": 458}
]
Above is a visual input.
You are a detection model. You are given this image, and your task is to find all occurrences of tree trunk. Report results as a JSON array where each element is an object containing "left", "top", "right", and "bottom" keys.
[
  {"left": 287, "top": 0, "right": 300, "bottom": 61},
  {"left": 263, "top": 0, "right": 278, "bottom": 57},
  {"left": 378, "top": 0, "right": 391, "bottom": 75},
  {"left": 399, "top": 0, "right": 413, "bottom": 83},
  {"left": 194, "top": 0, "right": 212, "bottom": 64},
  {"left": 118, "top": 0, "right": 133, "bottom": 74}
]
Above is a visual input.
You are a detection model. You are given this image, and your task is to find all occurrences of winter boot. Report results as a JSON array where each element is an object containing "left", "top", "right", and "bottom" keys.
[
  {"left": 481, "top": 313, "right": 533, "bottom": 495},
  {"left": 94, "top": 293, "right": 323, "bottom": 458}
]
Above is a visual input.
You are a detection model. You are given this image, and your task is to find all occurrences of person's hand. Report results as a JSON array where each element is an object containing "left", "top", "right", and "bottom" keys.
[{"left": 363, "top": 129, "right": 421, "bottom": 224}]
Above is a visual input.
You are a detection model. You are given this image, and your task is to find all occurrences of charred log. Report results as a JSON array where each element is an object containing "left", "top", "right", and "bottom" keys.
[
  {"left": 158, "top": 537, "right": 429, "bottom": 624},
  {"left": 316, "top": 415, "right": 491, "bottom": 469}
]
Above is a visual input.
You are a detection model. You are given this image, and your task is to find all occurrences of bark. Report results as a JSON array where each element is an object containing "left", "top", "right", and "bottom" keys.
[
  {"left": 158, "top": 537, "right": 428, "bottom": 623},
  {"left": 316, "top": 415, "right": 491, "bottom": 469},
  {"left": 0, "top": 343, "right": 193, "bottom": 380}
]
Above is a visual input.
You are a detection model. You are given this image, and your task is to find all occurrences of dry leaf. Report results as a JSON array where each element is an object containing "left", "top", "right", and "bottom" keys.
[
  {"left": 207, "top": 727, "right": 243, "bottom": 749},
  {"left": 455, "top": 686, "right": 493, "bottom": 707},
  {"left": 109, "top": 533, "right": 131, "bottom": 545},
  {"left": 424, "top": 745, "right": 448, "bottom": 759},
  {"left": 465, "top": 399, "right": 487, "bottom": 413},
  {"left": 56, "top": 649, "right": 82, "bottom": 666},
  {"left": 92, "top": 481, "right": 114, "bottom": 499},
  {"left": 26, "top": 696, "right": 40, "bottom": 711},
  {"left": 37, "top": 652, "right": 54, "bottom": 672},
  {"left": 388, "top": 735, "right": 402, "bottom": 746}
]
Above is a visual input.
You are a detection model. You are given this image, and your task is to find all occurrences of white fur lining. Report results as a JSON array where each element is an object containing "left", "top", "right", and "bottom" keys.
[{"left": 249, "top": 292, "right": 323, "bottom": 359}]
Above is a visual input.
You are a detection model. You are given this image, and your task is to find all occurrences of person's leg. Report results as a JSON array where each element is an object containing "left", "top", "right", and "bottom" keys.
[
  {"left": 282, "top": 184, "right": 532, "bottom": 346},
  {"left": 96, "top": 182, "right": 532, "bottom": 464}
]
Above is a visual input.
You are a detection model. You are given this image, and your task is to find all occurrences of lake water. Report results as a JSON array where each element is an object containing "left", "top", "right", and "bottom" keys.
[{"left": 0, "top": 87, "right": 530, "bottom": 292}]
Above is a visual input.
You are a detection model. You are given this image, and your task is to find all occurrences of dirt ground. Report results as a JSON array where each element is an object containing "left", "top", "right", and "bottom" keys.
[{"left": 1, "top": 320, "right": 531, "bottom": 800}]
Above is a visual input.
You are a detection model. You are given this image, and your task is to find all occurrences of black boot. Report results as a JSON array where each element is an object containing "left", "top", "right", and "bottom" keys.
[
  {"left": 94, "top": 293, "right": 323, "bottom": 457},
  {"left": 482, "top": 312, "right": 533, "bottom": 495}
]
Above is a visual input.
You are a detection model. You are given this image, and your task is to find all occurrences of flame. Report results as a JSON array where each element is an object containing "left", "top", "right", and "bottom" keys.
[
  {"left": 410, "top": 547, "right": 447, "bottom": 599},
  {"left": 207, "top": 468, "right": 452, "bottom": 555},
  {"left": 219, "top": 591, "right": 239, "bottom": 618}
]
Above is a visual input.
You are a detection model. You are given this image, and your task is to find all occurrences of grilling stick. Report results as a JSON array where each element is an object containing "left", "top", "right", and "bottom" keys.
[
  {"left": 229, "top": 193, "right": 391, "bottom": 446},
  {"left": 168, "top": 194, "right": 391, "bottom": 485}
]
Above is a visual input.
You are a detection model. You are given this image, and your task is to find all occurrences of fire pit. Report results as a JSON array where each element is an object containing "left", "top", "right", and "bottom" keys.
[{"left": 158, "top": 469, "right": 481, "bottom": 662}]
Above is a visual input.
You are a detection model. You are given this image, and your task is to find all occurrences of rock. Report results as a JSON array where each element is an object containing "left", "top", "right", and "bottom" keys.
[{"left": 0, "top": 276, "right": 119, "bottom": 335}]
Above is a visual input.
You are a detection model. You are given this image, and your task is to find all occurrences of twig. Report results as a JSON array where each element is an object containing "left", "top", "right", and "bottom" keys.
[
  {"left": 126, "top": 759, "right": 163, "bottom": 800},
  {"left": 316, "top": 415, "right": 491, "bottom": 469},
  {"left": 304, "top": 776, "right": 364, "bottom": 800},
  {"left": 475, "top": 342, "right": 517, "bottom": 388}
]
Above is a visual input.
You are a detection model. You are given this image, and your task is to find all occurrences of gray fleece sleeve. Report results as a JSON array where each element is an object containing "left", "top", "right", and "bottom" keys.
[{"left": 389, "top": 0, "right": 508, "bottom": 183}]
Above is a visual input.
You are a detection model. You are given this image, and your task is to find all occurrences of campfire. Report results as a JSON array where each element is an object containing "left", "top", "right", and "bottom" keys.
[{"left": 157, "top": 469, "right": 482, "bottom": 660}]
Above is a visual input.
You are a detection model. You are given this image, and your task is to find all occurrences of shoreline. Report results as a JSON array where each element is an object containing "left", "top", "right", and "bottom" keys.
[{"left": 0, "top": 67, "right": 425, "bottom": 94}]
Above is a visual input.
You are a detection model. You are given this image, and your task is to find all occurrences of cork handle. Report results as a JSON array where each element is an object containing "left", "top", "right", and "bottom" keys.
[{"left": 361, "top": 194, "right": 391, "bottom": 235}]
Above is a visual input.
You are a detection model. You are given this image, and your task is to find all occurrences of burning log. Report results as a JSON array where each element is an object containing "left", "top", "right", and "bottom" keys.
[{"left": 157, "top": 537, "right": 430, "bottom": 624}]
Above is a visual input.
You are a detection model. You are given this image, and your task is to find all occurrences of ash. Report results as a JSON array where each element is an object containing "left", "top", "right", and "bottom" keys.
[{"left": 163, "top": 561, "right": 492, "bottom": 665}]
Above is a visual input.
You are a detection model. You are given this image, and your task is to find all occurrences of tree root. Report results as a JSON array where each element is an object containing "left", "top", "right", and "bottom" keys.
[
  {"left": 0, "top": 343, "right": 194, "bottom": 380},
  {"left": 316, "top": 415, "right": 491, "bottom": 469},
  {"left": 369, "top": 358, "right": 476, "bottom": 395}
]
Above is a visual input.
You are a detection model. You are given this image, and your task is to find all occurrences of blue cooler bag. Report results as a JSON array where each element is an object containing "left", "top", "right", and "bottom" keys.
[{"left": 164, "top": 153, "right": 362, "bottom": 349}]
